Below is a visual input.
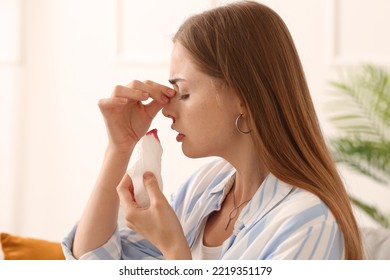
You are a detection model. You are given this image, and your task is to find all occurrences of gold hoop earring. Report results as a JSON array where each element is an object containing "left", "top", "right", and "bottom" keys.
[{"left": 235, "top": 113, "right": 252, "bottom": 134}]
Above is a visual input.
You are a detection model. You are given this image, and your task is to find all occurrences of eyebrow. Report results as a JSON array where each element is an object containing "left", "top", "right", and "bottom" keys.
[{"left": 168, "top": 78, "right": 186, "bottom": 85}]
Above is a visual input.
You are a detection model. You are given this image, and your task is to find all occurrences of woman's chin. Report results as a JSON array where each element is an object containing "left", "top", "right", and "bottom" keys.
[
  {"left": 182, "top": 149, "right": 199, "bottom": 159},
  {"left": 182, "top": 145, "right": 211, "bottom": 159}
]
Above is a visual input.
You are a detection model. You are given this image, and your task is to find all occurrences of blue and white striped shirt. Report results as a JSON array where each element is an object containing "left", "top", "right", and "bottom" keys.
[{"left": 62, "top": 158, "right": 344, "bottom": 259}]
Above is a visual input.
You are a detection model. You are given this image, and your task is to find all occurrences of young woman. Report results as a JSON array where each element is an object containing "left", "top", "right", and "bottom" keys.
[{"left": 63, "top": 1, "right": 363, "bottom": 259}]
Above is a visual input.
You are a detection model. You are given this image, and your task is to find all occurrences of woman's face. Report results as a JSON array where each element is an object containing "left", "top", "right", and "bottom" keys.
[{"left": 162, "top": 43, "right": 242, "bottom": 158}]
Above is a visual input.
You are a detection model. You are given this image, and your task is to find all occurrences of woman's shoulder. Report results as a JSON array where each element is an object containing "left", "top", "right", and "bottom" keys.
[{"left": 271, "top": 185, "right": 338, "bottom": 227}]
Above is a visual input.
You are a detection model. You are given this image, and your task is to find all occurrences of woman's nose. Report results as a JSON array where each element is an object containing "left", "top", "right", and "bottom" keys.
[{"left": 162, "top": 100, "right": 176, "bottom": 123}]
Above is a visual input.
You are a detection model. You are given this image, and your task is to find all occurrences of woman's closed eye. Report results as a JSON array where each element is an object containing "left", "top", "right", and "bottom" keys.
[{"left": 179, "top": 93, "right": 190, "bottom": 100}]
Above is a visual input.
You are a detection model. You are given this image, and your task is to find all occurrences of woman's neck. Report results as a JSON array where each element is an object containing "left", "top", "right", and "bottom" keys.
[{"left": 223, "top": 138, "right": 269, "bottom": 203}]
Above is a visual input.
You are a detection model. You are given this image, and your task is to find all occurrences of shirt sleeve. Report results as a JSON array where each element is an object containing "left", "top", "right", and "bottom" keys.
[
  {"left": 261, "top": 220, "right": 345, "bottom": 259},
  {"left": 62, "top": 224, "right": 163, "bottom": 260},
  {"left": 62, "top": 224, "right": 122, "bottom": 260},
  {"left": 62, "top": 159, "right": 226, "bottom": 260}
]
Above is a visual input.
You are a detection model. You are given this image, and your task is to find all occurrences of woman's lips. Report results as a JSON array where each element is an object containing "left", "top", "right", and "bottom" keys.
[{"left": 176, "top": 133, "right": 185, "bottom": 142}]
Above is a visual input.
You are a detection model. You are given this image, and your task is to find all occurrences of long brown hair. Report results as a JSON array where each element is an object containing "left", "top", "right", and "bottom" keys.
[{"left": 173, "top": 1, "right": 363, "bottom": 259}]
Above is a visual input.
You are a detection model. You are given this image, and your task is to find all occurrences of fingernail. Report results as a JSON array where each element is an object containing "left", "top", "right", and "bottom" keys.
[
  {"left": 143, "top": 172, "right": 154, "bottom": 180},
  {"left": 119, "top": 98, "right": 128, "bottom": 104},
  {"left": 167, "top": 88, "right": 176, "bottom": 96}
]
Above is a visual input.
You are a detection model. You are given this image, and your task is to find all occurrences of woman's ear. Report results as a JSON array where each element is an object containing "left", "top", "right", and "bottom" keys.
[{"left": 238, "top": 98, "right": 249, "bottom": 116}]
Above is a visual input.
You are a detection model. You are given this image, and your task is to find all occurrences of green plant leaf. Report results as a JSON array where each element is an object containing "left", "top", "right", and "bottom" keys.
[
  {"left": 330, "top": 137, "right": 390, "bottom": 184},
  {"left": 350, "top": 196, "right": 390, "bottom": 228},
  {"left": 325, "top": 64, "right": 390, "bottom": 228}
]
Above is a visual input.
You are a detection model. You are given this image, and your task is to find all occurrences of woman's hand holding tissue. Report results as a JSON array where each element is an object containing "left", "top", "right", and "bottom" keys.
[
  {"left": 116, "top": 172, "right": 192, "bottom": 260},
  {"left": 97, "top": 80, "right": 176, "bottom": 153},
  {"left": 73, "top": 81, "right": 175, "bottom": 259}
]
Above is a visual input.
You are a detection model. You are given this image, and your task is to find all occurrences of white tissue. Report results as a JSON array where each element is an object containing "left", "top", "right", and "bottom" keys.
[{"left": 127, "top": 129, "right": 163, "bottom": 207}]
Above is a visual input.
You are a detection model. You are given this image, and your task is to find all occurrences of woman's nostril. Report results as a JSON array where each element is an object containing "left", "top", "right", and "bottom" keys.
[{"left": 168, "top": 115, "right": 176, "bottom": 123}]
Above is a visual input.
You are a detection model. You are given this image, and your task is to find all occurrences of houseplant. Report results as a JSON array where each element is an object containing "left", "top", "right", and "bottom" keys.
[{"left": 326, "top": 64, "right": 390, "bottom": 228}]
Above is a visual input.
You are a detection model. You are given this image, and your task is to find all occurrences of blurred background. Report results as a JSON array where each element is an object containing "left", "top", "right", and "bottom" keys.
[{"left": 1, "top": 0, "right": 389, "bottom": 241}]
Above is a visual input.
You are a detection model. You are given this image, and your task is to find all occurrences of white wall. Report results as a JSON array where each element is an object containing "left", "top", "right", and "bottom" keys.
[{"left": 0, "top": 0, "right": 389, "bottom": 241}]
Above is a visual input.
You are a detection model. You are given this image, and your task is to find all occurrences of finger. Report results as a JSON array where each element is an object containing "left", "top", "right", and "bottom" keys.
[
  {"left": 145, "top": 99, "right": 164, "bottom": 120},
  {"left": 145, "top": 81, "right": 176, "bottom": 104},
  {"left": 142, "top": 172, "right": 165, "bottom": 205},
  {"left": 116, "top": 174, "right": 136, "bottom": 207},
  {"left": 112, "top": 84, "right": 149, "bottom": 101},
  {"left": 144, "top": 80, "right": 176, "bottom": 98},
  {"left": 132, "top": 80, "right": 174, "bottom": 104},
  {"left": 97, "top": 97, "right": 129, "bottom": 110},
  {"left": 119, "top": 80, "right": 176, "bottom": 105},
  {"left": 123, "top": 80, "right": 165, "bottom": 102}
]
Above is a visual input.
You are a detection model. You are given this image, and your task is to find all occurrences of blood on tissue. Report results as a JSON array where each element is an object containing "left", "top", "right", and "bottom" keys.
[{"left": 146, "top": 129, "right": 160, "bottom": 142}]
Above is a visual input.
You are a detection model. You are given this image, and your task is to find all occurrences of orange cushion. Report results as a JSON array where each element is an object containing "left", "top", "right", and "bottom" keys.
[{"left": 1, "top": 233, "right": 65, "bottom": 260}]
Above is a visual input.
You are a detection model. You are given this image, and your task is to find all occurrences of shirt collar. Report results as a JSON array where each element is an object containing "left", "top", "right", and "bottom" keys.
[{"left": 233, "top": 173, "right": 294, "bottom": 233}]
